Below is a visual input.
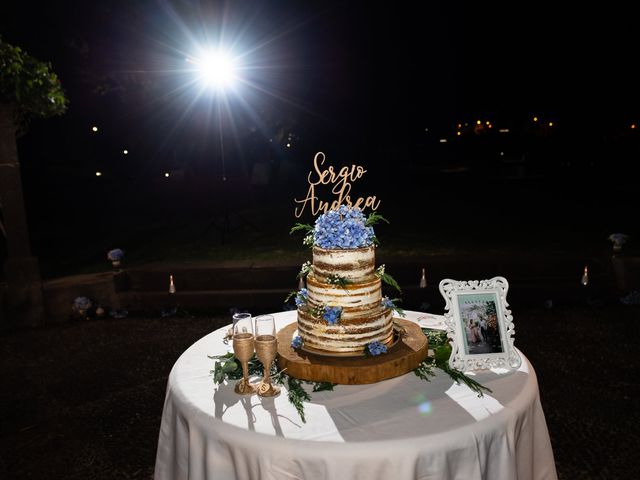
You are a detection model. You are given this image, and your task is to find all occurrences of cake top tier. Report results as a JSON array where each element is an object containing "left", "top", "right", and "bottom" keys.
[
  {"left": 312, "top": 205, "right": 376, "bottom": 250},
  {"left": 311, "top": 245, "right": 376, "bottom": 281}
]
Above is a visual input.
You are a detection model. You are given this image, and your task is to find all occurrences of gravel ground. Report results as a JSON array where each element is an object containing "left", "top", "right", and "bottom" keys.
[{"left": 1, "top": 301, "right": 639, "bottom": 479}]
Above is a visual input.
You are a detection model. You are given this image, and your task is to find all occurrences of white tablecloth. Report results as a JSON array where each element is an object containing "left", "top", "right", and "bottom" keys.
[{"left": 154, "top": 311, "right": 557, "bottom": 480}]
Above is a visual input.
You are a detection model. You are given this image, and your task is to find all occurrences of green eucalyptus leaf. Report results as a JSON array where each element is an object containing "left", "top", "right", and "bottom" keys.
[
  {"left": 434, "top": 344, "right": 452, "bottom": 363},
  {"left": 222, "top": 360, "right": 239, "bottom": 373},
  {"left": 312, "top": 382, "right": 335, "bottom": 392}
]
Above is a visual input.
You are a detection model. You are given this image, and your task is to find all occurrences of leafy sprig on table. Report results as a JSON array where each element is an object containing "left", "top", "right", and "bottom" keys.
[
  {"left": 283, "top": 377, "right": 311, "bottom": 423},
  {"left": 209, "top": 352, "right": 334, "bottom": 423},
  {"left": 209, "top": 352, "right": 262, "bottom": 383},
  {"left": 418, "top": 328, "right": 492, "bottom": 397}
]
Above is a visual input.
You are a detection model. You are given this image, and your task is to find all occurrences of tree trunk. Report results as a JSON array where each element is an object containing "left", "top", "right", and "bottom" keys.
[{"left": 0, "top": 104, "right": 45, "bottom": 328}]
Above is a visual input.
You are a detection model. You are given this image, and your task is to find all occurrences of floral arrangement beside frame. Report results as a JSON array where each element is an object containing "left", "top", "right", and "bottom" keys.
[{"left": 439, "top": 276, "right": 521, "bottom": 371}]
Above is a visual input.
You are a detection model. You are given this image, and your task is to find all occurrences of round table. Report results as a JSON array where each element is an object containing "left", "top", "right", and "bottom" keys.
[{"left": 154, "top": 311, "right": 557, "bottom": 480}]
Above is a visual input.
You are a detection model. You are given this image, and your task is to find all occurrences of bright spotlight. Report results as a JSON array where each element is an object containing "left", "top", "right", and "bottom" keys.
[{"left": 191, "top": 50, "right": 237, "bottom": 89}]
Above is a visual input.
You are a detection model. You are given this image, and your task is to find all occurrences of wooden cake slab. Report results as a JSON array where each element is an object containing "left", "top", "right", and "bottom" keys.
[{"left": 276, "top": 319, "right": 428, "bottom": 385}]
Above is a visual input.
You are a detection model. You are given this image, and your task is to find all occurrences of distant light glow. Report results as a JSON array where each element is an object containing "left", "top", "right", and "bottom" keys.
[
  {"left": 632, "top": 124, "right": 637, "bottom": 129},
  {"left": 164, "top": 172, "right": 170, "bottom": 178},
  {"left": 533, "top": 116, "right": 538, "bottom": 122},
  {"left": 548, "top": 122, "right": 553, "bottom": 127},
  {"left": 95, "top": 171, "right": 102, "bottom": 176},
  {"left": 189, "top": 50, "right": 238, "bottom": 89},
  {"left": 499, "top": 128, "right": 510, "bottom": 133},
  {"left": 476, "top": 120, "right": 481, "bottom": 125},
  {"left": 456, "top": 131, "right": 461, "bottom": 136},
  {"left": 439, "top": 138, "right": 448, "bottom": 143},
  {"left": 92, "top": 126, "right": 98, "bottom": 132},
  {"left": 286, "top": 143, "right": 291, "bottom": 148},
  {"left": 123, "top": 149, "right": 129, "bottom": 155},
  {"left": 165, "top": 25, "right": 318, "bottom": 183}
]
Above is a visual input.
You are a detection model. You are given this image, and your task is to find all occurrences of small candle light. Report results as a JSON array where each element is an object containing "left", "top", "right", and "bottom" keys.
[
  {"left": 169, "top": 275, "right": 176, "bottom": 294},
  {"left": 419, "top": 268, "right": 427, "bottom": 288},
  {"left": 581, "top": 266, "right": 589, "bottom": 286}
]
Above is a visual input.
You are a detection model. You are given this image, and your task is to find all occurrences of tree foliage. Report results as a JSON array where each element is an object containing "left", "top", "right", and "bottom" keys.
[{"left": 0, "top": 36, "right": 68, "bottom": 132}]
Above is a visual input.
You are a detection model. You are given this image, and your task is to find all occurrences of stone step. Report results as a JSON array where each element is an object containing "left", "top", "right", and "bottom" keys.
[
  {"left": 118, "top": 288, "right": 293, "bottom": 311},
  {"left": 124, "top": 266, "right": 299, "bottom": 292},
  {"left": 121, "top": 255, "right": 608, "bottom": 292},
  {"left": 113, "top": 280, "right": 614, "bottom": 315},
  {"left": 38, "top": 255, "right": 628, "bottom": 324}
]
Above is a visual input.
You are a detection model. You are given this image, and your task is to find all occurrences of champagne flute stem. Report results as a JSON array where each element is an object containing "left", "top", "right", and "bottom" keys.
[{"left": 242, "top": 362, "right": 249, "bottom": 385}]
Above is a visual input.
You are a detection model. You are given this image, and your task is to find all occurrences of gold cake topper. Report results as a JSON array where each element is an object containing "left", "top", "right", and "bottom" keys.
[{"left": 294, "top": 152, "right": 381, "bottom": 218}]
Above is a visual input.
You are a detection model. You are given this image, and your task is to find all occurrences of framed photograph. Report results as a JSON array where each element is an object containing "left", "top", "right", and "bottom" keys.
[{"left": 439, "top": 276, "right": 521, "bottom": 371}]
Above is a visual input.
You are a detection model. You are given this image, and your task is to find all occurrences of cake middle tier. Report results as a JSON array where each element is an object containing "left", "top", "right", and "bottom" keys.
[
  {"left": 306, "top": 274, "right": 382, "bottom": 314},
  {"left": 297, "top": 306, "right": 394, "bottom": 352}
]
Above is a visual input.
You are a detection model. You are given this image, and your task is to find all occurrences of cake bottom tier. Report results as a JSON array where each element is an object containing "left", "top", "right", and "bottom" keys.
[{"left": 278, "top": 320, "right": 428, "bottom": 384}]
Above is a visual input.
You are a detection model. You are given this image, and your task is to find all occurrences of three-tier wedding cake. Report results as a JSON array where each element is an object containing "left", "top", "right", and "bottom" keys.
[{"left": 292, "top": 205, "right": 399, "bottom": 354}]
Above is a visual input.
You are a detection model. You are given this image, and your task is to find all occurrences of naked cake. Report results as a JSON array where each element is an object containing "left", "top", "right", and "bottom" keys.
[{"left": 292, "top": 205, "right": 401, "bottom": 354}]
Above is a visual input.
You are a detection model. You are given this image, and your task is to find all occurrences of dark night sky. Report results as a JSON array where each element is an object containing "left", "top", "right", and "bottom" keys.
[
  {"left": 1, "top": 0, "right": 639, "bottom": 167},
  {"left": 2, "top": 0, "right": 639, "bottom": 270}
]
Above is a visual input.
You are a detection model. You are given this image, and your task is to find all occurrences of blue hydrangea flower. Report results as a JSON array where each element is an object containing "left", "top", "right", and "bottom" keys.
[
  {"left": 107, "top": 248, "right": 125, "bottom": 261},
  {"left": 295, "top": 288, "right": 308, "bottom": 307},
  {"left": 381, "top": 296, "right": 394, "bottom": 309},
  {"left": 367, "top": 340, "right": 388, "bottom": 356},
  {"left": 73, "top": 296, "right": 92, "bottom": 311},
  {"left": 291, "top": 335, "right": 303, "bottom": 348},
  {"left": 322, "top": 306, "right": 342, "bottom": 325},
  {"left": 313, "top": 205, "right": 375, "bottom": 249}
]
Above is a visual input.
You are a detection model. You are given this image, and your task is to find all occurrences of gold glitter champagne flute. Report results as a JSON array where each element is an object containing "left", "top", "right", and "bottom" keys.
[
  {"left": 233, "top": 315, "right": 257, "bottom": 395},
  {"left": 254, "top": 315, "right": 280, "bottom": 397}
]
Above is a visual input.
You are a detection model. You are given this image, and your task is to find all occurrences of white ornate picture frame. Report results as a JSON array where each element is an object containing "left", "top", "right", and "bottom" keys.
[{"left": 439, "top": 277, "right": 521, "bottom": 371}]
